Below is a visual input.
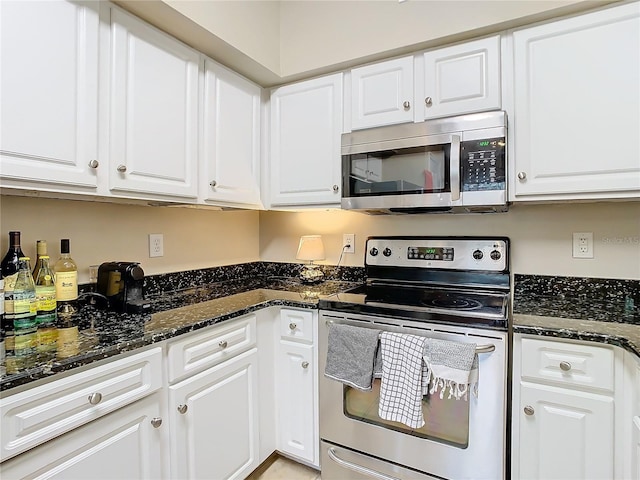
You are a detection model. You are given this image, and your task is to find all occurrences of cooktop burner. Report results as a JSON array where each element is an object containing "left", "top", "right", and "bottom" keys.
[{"left": 421, "top": 294, "right": 483, "bottom": 311}]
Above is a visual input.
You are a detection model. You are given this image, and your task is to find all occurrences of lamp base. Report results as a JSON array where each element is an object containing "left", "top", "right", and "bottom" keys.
[{"left": 299, "top": 264, "right": 324, "bottom": 284}]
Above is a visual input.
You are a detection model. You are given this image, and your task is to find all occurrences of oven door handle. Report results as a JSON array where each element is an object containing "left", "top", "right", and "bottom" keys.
[
  {"left": 450, "top": 134, "right": 461, "bottom": 201},
  {"left": 327, "top": 447, "right": 402, "bottom": 480}
]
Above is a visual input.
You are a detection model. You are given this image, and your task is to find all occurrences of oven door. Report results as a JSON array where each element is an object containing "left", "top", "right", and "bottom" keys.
[
  {"left": 319, "top": 312, "right": 508, "bottom": 480},
  {"left": 341, "top": 132, "right": 461, "bottom": 211}
]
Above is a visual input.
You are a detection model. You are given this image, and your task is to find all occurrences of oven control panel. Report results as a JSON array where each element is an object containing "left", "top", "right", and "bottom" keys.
[{"left": 366, "top": 237, "right": 508, "bottom": 271}]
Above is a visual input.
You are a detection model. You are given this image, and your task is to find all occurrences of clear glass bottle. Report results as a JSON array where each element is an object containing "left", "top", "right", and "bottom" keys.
[
  {"left": 35, "top": 256, "right": 57, "bottom": 359},
  {"left": 54, "top": 238, "right": 78, "bottom": 317},
  {"left": 12, "top": 257, "right": 37, "bottom": 371},
  {"left": 32, "top": 240, "right": 48, "bottom": 281}
]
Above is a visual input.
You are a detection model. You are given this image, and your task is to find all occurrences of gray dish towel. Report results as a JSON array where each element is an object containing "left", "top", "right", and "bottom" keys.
[{"left": 324, "top": 323, "right": 381, "bottom": 391}]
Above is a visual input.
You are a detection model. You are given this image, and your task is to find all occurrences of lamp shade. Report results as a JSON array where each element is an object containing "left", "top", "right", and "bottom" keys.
[{"left": 296, "top": 235, "right": 325, "bottom": 261}]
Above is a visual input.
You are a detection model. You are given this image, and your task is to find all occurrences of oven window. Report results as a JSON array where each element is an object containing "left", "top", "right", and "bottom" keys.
[
  {"left": 343, "top": 378, "right": 470, "bottom": 448},
  {"left": 343, "top": 144, "right": 450, "bottom": 197}
]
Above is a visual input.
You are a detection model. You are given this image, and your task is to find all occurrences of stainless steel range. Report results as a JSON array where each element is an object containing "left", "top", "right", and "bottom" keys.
[{"left": 318, "top": 236, "right": 510, "bottom": 480}]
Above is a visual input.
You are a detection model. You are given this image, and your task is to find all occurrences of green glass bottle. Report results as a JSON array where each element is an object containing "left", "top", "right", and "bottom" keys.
[{"left": 12, "top": 257, "right": 37, "bottom": 371}]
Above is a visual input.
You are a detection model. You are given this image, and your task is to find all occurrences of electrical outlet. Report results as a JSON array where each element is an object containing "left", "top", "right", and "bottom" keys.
[
  {"left": 149, "top": 233, "right": 164, "bottom": 258},
  {"left": 343, "top": 234, "right": 355, "bottom": 254},
  {"left": 572, "top": 232, "right": 593, "bottom": 258}
]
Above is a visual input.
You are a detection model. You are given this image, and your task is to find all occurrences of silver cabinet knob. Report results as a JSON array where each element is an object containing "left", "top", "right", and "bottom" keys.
[
  {"left": 425, "top": 97, "right": 433, "bottom": 107},
  {"left": 289, "top": 322, "right": 297, "bottom": 330},
  {"left": 559, "top": 361, "right": 572, "bottom": 371},
  {"left": 403, "top": 101, "right": 411, "bottom": 110},
  {"left": 517, "top": 172, "right": 527, "bottom": 181},
  {"left": 177, "top": 404, "right": 188, "bottom": 414},
  {"left": 88, "top": 160, "right": 99, "bottom": 169},
  {"left": 524, "top": 405, "right": 535, "bottom": 416},
  {"left": 151, "top": 417, "right": 163, "bottom": 428},
  {"left": 117, "top": 164, "right": 127, "bottom": 173},
  {"left": 301, "top": 361, "right": 309, "bottom": 369},
  {"left": 88, "top": 392, "right": 102, "bottom": 405},
  {"left": 332, "top": 184, "right": 339, "bottom": 193},
  {"left": 209, "top": 180, "right": 217, "bottom": 188},
  {"left": 219, "top": 340, "right": 228, "bottom": 349}
]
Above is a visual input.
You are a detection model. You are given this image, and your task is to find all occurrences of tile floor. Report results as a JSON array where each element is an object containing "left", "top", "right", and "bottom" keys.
[{"left": 254, "top": 456, "right": 321, "bottom": 480}]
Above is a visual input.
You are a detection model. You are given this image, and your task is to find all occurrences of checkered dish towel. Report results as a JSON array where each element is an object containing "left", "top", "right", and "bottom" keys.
[
  {"left": 378, "top": 332, "right": 430, "bottom": 429},
  {"left": 423, "top": 338, "right": 479, "bottom": 400}
]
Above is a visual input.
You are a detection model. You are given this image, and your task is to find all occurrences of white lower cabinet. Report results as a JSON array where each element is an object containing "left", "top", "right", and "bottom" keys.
[{"left": 625, "top": 350, "right": 640, "bottom": 480}]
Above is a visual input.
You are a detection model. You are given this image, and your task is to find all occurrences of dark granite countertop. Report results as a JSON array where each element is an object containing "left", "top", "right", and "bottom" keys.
[{"left": 0, "top": 276, "right": 358, "bottom": 393}]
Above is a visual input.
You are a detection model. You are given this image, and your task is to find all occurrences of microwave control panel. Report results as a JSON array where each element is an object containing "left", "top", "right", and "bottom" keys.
[{"left": 460, "top": 137, "right": 506, "bottom": 191}]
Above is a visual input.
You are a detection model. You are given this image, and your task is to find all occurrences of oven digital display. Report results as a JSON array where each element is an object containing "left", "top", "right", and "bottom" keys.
[{"left": 407, "top": 247, "right": 454, "bottom": 261}]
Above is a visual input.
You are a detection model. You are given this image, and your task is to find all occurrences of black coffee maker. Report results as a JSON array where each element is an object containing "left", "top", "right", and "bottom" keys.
[{"left": 97, "top": 262, "right": 150, "bottom": 313}]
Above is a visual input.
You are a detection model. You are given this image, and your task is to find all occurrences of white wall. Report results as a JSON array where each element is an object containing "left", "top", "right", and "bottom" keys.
[{"left": 259, "top": 202, "right": 640, "bottom": 280}]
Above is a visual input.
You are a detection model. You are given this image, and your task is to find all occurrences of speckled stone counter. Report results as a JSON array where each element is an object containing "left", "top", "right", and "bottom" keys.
[
  {"left": 0, "top": 265, "right": 362, "bottom": 393},
  {"left": 513, "top": 274, "right": 640, "bottom": 359}
]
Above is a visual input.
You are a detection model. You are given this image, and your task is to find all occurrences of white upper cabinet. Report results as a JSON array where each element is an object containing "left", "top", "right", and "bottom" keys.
[
  {"left": 201, "top": 60, "right": 262, "bottom": 208},
  {"left": 350, "top": 56, "right": 414, "bottom": 130},
  {"left": 511, "top": 3, "right": 640, "bottom": 200},
  {"left": 0, "top": 0, "right": 100, "bottom": 192},
  {"left": 108, "top": 7, "right": 200, "bottom": 201},
  {"left": 269, "top": 73, "right": 343, "bottom": 207},
  {"left": 421, "top": 35, "right": 501, "bottom": 119}
]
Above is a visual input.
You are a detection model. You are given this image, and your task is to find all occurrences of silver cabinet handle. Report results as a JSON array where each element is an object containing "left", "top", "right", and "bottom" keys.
[
  {"left": 289, "top": 322, "right": 297, "bottom": 330},
  {"left": 88, "top": 392, "right": 102, "bottom": 405},
  {"left": 301, "top": 361, "right": 309, "bottom": 369},
  {"left": 425, "top": 97, "right": 433, "bottom": 107},
  {"left": 524, "top": 405, "right": 535, "bottom": 416},
  {"left": 449, "top": 134, "right": 461, "bottom": 201},
  {"left": 403, "top": 101, "right": 410, "bottom": 110},
  {"left": 332, "top": 184, "right": 339, "bottom": 193},
  {"left": 151, "top": 417, "right": 162, "bottom": 428},
  {"left": 219, "top": 340, "right": 228, "bottom": 349},
  {"left": 517, "top": 171, "right": 527, "bottom": 181},
  {"left": 117, "top": 164, "right": 127, "bottom": 173},
  {"left": 88, "top": 160, "right": 99, "bottom": 169},
  {"left": 559, "top": 361, "right": 572, "bottom": 371},
  {"left": 327, "top": 447, "right": 400, "bottom": 480},
  {"left": 210, "top": 180, "right": 217, "bottom": 188},
  {"left": 177, "top": 404, "right": 188, "bottom": 414}
]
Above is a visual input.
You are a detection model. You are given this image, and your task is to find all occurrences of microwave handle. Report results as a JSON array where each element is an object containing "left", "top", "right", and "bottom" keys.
[{"left": 450, "top": 134, "right": 461, "bottom": 201}]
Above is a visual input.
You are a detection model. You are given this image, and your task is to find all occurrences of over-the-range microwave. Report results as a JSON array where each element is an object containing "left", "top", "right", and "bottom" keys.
[{"left": 341, "top": 110, "right": 508, "bottom": 214}]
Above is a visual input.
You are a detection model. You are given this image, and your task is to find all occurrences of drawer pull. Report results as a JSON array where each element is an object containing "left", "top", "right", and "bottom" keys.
[
  {"left": 524, "top": 405, "right": 535, "bottom": 416},
  {"left": 219, "top": 340, "right": 228, "bottom": 349},
  {"left": 88, "top": 392, "right": 103, "bottom": 405},
  {"left": 302, "top": 361, "right": 309, "bottom": 369},
  {"left": 151, "top": 417, "right": 163, "bottom": 428},
  {"left": 117, "top": 164, "right": 127, "bottom": 173},
  {"left": 289, "top": 322, "right": 297, "bottom": 330},
  {"left": 177, "top": 404, "right": 188, "bottom": 414},
  {"left": 559, "top": 361, "right": 572, "bottom": 371}
]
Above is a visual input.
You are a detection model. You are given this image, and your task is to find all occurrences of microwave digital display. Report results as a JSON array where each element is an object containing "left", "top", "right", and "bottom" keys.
[{"left": 407, "top": 247, "right": 454, "bottom": 261}]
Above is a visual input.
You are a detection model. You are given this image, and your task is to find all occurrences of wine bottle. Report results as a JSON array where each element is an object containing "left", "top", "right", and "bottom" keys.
[
  {"left": 1, "top": 271, "right": 5, "bottom": 371},
  {"left": 34, "top": 255, "right": 57, "bottom": 359},
  {"left": 54, "top": 239, "right": 78, "bottom": 317},
  {"left": 1, "top": 231, "right": 25, "bottom": 371},
  {"left": 12, "top": 257, "right": 37, "bottom": 371},
  {"left": 32, "top": 240, "right": 48, "bottom": 280}
]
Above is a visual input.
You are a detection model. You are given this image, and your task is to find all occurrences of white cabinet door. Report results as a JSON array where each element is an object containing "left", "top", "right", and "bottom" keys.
[
  {"left": 0, "top": 392, "right": 167, "bottom": 479},
  {"left": 0, "top": 0, "right": 100, "bottom": 192},
  {"left": 201, "top": 60, "right": 262, "bottom": 208},
  {"left": 269, "top": 74, "right": 343, "bottom": 207},
  {"left": 350, "top": 56, "right": 414, "bottom": 130},
  {"left": 422, "top": 35, "right": 501, "bottom": 119},
  {"left": 169, "top": 348, "right": 260, "bottom": 480},
  {"left": 517, "top": 383, "right": 614, "bottom": 480},
  {"left": 512, "top": 3, "right": 640, "bottom": 200},
  {"left": 276, "top": 339, "right": 316, "bottom": 465},
  {"left": 109, "top": 8, "right": 200, "bottom": 200}
]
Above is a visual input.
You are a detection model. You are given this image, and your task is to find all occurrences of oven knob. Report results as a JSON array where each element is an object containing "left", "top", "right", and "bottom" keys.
[
  {"left": 472, "top": 249, "right": 484, "bottom": 260},
  {"left": 369, "top": 247, "right": 379, "bottom": 256},
  {"left": 490, "top": 250, "right": 502, "bottom": 261},
  {"left": 383, "top": 248, "right": 392, "bottom": 257}
]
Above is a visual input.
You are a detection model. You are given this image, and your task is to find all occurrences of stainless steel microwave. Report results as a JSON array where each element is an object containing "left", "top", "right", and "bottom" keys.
[{"left": 341, "top": 111, "right": 508, "bottom": 214}]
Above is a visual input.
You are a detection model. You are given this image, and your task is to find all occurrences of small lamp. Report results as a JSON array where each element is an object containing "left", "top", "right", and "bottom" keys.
[{"left": 296, "top": 235, "right": 326, "bottom": 284}]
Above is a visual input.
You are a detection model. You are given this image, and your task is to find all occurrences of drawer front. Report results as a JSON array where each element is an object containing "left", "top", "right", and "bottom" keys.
[
  {"left": 520, "top": 337, "right": 615, "bottom": 392},
  {"left": 167, "top": 314, "right": 256, "bottom": 383},
  {"left": 1, "top": 347, "right": 163, "bottom": 462},
  {"left": 280, "top": 309, "right": 314, "bottom": 343}
]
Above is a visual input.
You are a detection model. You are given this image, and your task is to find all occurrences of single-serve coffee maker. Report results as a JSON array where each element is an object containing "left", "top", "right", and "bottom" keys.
[{"left": 96, "top": 262, "right": 150, "bottom": 313}]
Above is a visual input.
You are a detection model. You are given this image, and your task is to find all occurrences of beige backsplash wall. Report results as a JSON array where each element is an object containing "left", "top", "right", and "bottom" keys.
[
  {"left": 0, "top": 195, "right": 260, "bottom": 283},
  {"left": 259, "top": 202, "right": 640, "bottom": 280}
]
